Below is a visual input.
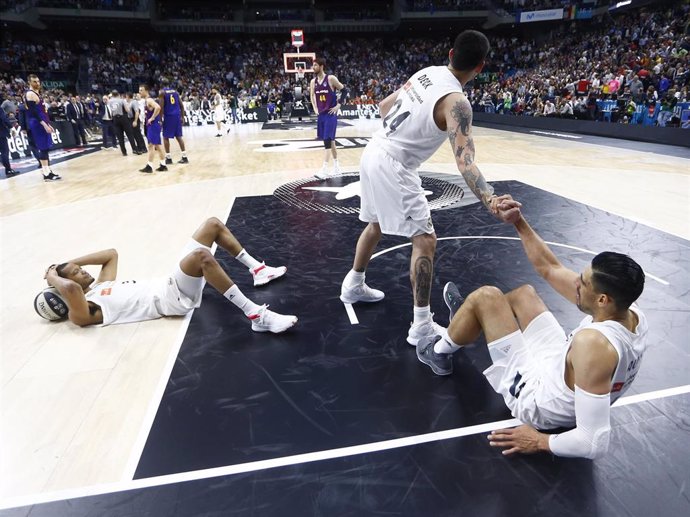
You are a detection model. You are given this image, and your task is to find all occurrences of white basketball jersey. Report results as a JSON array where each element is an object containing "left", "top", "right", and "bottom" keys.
[
  {"left": 85, "top": 278, "right": 191, "bottom": 326},
  {"left": 536, "top": 304, "right": 648, "bottom": 427},
  {"left": 372, "top": 66, "right": 464, "bottom": 170}
]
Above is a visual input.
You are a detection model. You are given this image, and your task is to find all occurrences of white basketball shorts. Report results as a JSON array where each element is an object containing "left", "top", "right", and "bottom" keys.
[
  {"left": 358, "top": 144, "right": 434, "bottom": 238},
  {"left": 482, "top": 311, "right": 569, "bottom": 429}
]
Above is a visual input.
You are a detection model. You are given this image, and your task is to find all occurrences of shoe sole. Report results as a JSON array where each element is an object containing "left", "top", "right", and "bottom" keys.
[
  {"left": 416, "top": 347, "right": 452, "bottom": 376},
  {"left": 251, "top": 316, "right": 297, "bottom": 333},
  {"left": 443, "top": 282, "right": 464, "bottom": 323},
  {"left": 253, "top": 267, "right": 287, "bottom": 287},
  {"left": 339, "top": 293, "right": 384, "bottom": 304}
]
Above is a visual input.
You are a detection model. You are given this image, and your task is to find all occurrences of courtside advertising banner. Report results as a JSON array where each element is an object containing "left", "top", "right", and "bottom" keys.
[{"left": 518, "top": 8, "right": 564, "bottom": 23}]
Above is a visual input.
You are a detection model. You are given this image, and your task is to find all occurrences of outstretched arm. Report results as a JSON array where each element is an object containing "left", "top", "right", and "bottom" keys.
[
  {"left": 66, "top": 249, "right": 118, "bottom": 283},
  {"left": 513, "top": 215, "right": 578, "bottom": 304},
  {"left": 444, "top": 93, "right": 521, "bottom": 224}
]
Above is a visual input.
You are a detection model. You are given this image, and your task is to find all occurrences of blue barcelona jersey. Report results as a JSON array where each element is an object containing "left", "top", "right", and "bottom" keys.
[{"left": 162, "top": 88, "right": 181, "bottom": 117}]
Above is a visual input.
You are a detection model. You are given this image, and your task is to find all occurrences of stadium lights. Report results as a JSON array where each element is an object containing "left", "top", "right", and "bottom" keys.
[{"left": 609, "top": 0, "right": 632, "bottom": 10}]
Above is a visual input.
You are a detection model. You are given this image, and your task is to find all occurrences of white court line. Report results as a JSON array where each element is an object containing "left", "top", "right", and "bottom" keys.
[
  {"left": 371, "top": 236, "right": 670, "bottom": 286},
  {"left": 2, "top": 384, "right": 688, "bottom": 511},
  {"left": 121, "top": 197, "right": 236, "bottom": 481},
  {"left": 344, "top": 303, "right": 359, "bottom": 324}
]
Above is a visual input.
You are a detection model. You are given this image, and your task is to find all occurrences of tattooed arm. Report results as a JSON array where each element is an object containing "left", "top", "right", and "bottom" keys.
[{"left": 442, "top": 93, "right": 497, "bottom": 210}]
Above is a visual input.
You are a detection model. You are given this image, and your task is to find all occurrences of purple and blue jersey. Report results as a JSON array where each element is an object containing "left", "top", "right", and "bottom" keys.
[
  {"left": 145, "top": 104, "right": 162, "bottom": 145},
  {"left": 161, "top": 88, "right": 181, "bottom": 117},
  {"left": 314, "top": 75, "right": 337, "bottom": 115}
]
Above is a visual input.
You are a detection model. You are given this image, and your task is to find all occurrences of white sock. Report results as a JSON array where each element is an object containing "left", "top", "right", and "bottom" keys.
[
  {"left": 413, "top": 305, "right": 431, "bottom": 325},
  {"left": 181, "top": 151, "right": 187, "bottom": 157},
  {"left": 159, "top": 160, "right": 166, "bottom": 166},
  {"left": 165, "top": 153, "right": 171, "bottom": 159},
  {"left": 223, "top": 285, "right": 260, "bottom": 316},
  {"left": 236, "top": 248, "right": 261, "bottom": 270},
  {"left": 147, "top": 162, "right": 154, "bottom": 168},
  {"left": 333, "top": 159, "right": 339, "bottom": 168},
  {"left": 42, "top": 166, "right": 50, "bottom": 175},
  {"left": 322, "top": 160, "right": 328, "bottom": 168},
  {"left": 434, "top": 334, "right": 461, "bottom": 354},
  {"left": 344, "top": 269, "right": 365, "bottom": 287}
]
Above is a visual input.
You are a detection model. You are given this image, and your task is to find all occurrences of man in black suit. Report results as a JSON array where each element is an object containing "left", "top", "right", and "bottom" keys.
[
  {"left": 66, "top": 95, "right": 88, "bottom": 146},
  {"left": 99, "top": 95, "right": 117, "bottom": 149},
  {"left": 1, "top": 101, "right": 19, "bottom": 177}
]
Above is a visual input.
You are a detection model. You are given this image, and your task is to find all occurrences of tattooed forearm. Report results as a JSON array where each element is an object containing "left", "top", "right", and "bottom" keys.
[
  {"left": 461, "top": 162, "right": 494, "bottom": 207},
  {"left": 447, "top": 99, "right": 494, "bottom": 208},
  {"left": 413, "top": 256, "right": 433, "bottom": 306}
]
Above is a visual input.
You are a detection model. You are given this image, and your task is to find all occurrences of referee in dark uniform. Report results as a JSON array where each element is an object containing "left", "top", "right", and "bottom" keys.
[{"left": 108, "top": 90, "right": 138, "bottom": 156}]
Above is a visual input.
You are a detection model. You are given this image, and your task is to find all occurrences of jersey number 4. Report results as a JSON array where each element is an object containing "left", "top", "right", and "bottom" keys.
[{"left": 383, "top": 99, "right": 411, "bottom": 136}]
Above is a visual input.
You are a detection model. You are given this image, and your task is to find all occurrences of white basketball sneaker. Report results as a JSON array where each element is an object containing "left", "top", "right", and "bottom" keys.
[
  {"left": 340, "top": 281, "right": 385, "bottom": 304},
  {"left": 332, "top": 163, "right": 342, "bottom": 175},
  {"left": 251, "top": 263, "right": 287, "bottom": 287},
  {"left": 249, "top": 305, "right": 297, "bottom": 333},
  {"left": 407, "top": 315, "right": 446, "bottom": 347},
  {"left": 315, "top": 164, "right": 334, "bottom": 180}
]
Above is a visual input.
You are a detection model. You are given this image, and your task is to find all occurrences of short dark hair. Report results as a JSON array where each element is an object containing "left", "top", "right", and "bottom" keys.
[
  {"left": 590, "top": 252, "right": 645, "bottom": 311},
  {"left": 451, "top": 30, "right": 490, "bottom": 71},
  {"left": 161, "top": 78, "right": 170, "bottom": 87},
  {"left": 28, "top": 74, "right": 39, "bottom": 82},
  {"left": 139, "top": 83, "right": 149, "bottom": 92},
  {"left": 315, "top": 57, "right": 326, "bottom": 68},
  {"left": 56, "top": 263, "right": 70, "bottom": 278},
  {"left": 111, "top": 89, "right": 119, "bottom": 96}
]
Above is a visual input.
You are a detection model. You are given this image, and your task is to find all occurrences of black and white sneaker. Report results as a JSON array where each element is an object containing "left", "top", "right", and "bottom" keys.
[
  {"left": 165, "top": 157, "right": 173, "bottom": 165},
  {"left": 177, "top": 157, "right": 189, "bottom": 164},
  {"left": 416, "top": 335, "right": 453, "bottom": 376},
  {"left": 5, "top": 169, "right": 19, "bottom": 177},
  {"left": 139, "top": 165, "right": 153, "bottom": 173},
  {"left": 156, "top": 165, "right": 168, "bottom": 172},
  {"left": 443, "top": 282, "right": 464, "bottom": 323},
  {"left": 43, "top": 172, "right": 62, "bottom": 182}
]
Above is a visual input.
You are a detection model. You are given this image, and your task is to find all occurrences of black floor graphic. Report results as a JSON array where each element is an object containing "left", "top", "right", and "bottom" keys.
[
  {"left": 3, "top": 394, "right": 688, "bottom": 517},
  {"left": 132, "top": 180, "right": 689, "bottom": 481}
]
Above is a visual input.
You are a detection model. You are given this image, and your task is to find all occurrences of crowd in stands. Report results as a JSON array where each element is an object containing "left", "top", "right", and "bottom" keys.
[
  {"left": 1, "top": 1, "right": 688, "bottom": 128},
  {"left": 36, "top": 0, "right": 145, "bottom": 10},
  {"left": 407, "top": 0, "right": 488, "bottom": 11}
]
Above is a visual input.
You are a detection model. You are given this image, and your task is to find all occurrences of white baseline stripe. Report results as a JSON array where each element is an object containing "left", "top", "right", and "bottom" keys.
[
  {"left": 121, "top": 197, "right": 237, "bottom": 480},
  {"left": 344, "top": 303, "right": 359, "bottom": 324},
  {"left": 371, "top": 236, "right": 669, "bottom": 286},
  {"left": 2, "top": 384, "right": 688, "bottom": 511}
]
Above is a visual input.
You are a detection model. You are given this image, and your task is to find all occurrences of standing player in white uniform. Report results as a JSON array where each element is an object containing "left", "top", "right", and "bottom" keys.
[
  {"left": 212, "top": 88, "right": 225, "bottom": 137},
  {"left": 43, "top": 217, "right": 297, "bottom": 333},
  {"left": 417, "top": 206, "right": 647, "bottom": 459},
  {"left": 340, "top": 30, "right": 518, "bottom": 347}
]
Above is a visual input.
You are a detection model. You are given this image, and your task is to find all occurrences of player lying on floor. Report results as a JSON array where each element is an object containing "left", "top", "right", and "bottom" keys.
[{"left": 43, "top": 217, "right": 297, "bottom": 333}]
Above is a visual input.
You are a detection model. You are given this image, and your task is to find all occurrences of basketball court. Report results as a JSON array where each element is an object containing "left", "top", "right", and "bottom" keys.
[{"left": 1, "top": 107, "right": 689, "bottom": 515}]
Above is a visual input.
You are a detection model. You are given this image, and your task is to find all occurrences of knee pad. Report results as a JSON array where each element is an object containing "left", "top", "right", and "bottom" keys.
[
  {"left": 324, "top": 139, "right": 332, "bottom": 149},
  {"left": 39, "top": 150, "right": 49, "bottom": 160}
]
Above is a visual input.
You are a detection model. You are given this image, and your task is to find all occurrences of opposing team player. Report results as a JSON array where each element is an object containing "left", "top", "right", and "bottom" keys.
[
  {"left": 340, "top": 30, "right": 517, "bottom": 348},
  {"left": 159, "top": 78, "right": 189, "bottom": 164},
  {"left": 44, "top": 217, "right": 297, "bottom": 332},
  {"left": 138, "top": 84, "right": 168, "bottom": 173},
  {"left": 417, "top": 204, "right": 647, "bottom": 460},
  {"left": 309, "top": 58, "right": 346, "bottom": 179},
  {"left": 25, "top": 74, "right": 61, "bottom": 181}
]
